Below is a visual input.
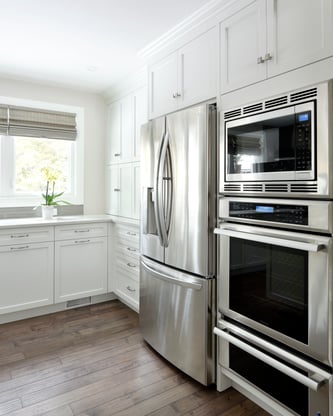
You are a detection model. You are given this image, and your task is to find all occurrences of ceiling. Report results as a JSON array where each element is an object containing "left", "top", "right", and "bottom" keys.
[{"left": 0, "top": 0, "right": 211, "bottom": 93}]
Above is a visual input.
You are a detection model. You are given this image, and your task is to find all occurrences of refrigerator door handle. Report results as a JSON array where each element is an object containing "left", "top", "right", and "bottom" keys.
[
  {"left": 156, "top": 131, "right": 169, "bottom": 247},
  {"left": 154, "top": 132, "right": 166, "bottom": 246},
  {"left": 141, "top": 259, "right": 203, "bottom": 290}
]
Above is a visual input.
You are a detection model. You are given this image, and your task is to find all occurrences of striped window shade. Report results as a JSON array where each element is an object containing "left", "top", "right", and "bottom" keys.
[
  {"left": 5, "top": 105, "right": 77, "bottom": 140},
  {"left": 0, "top": 105, "right": 8, "bottom": 135}
]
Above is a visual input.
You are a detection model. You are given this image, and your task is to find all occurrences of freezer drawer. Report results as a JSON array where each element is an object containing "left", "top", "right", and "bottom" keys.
[{"left": 140, "top": 256, "right": 215, "bottom": 385}]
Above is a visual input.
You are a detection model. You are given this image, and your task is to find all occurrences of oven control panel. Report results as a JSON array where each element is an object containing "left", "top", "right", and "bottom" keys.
[{"left": 229, "top": 201, "right": 308, "bottom": 225}]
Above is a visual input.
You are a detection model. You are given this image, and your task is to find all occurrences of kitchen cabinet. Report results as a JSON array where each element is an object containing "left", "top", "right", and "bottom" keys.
[
  {"left": 105, "top": 162, "right": 140, "bottom": 220},
  {"left": 106, "top": 87, "right": 147, "bottom": 164},
  {"left": 108, "top": 222, "right": 140, "bottom": 311},
  {"left": 148, "top": 26, "right": 218, "bottom": 119},
  {"left": 54, "top": 223, "right": 108, "bottom": 303},
  {"left": 220, "top": 0, "right": 333, "bottom": 93},
  {"left": 0, "top": 227, "right": 54, "bottom": 314}
]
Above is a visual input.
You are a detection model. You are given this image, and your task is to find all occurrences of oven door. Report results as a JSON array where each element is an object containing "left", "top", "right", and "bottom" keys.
[
  {"left": 215, "top": 223, "right": 332, "bottom": 365},
  {"left": 214, "top": 320, "right": 332, "bottom": 416}
]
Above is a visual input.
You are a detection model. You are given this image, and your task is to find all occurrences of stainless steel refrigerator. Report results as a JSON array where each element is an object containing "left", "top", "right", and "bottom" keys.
[{"left": 140, "top": 102, "right": 216, "bottom": 385}]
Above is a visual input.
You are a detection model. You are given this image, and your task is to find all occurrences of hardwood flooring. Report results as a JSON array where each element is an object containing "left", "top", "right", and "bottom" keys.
[{"left": 0, "top": 300, "right": 270, "bottom": 416}]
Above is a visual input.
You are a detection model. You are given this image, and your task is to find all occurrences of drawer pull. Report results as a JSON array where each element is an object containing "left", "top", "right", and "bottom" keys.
[
  {"left": 127, "top": 247, "right": 137, "bottom": 252},
  {"left": 11, "top": 234, "right": 29, "bottom": 238},
  {"left": 10, "top": 245, "right": 29, "bottom": 250},
  {"left": 126, "top": 286, "right": 136, "bottom": 292},
  {"left": 74, "top": 229, "right": 90, "bottom": 233},
  {"left": 114, "top": 153, "right": 121, "bottom": 157},
  {"left": 126, "top": 232, "right": 137, "bottom": 236},
  {"left": 75, "top": 239, "right": 90, "bottom": 244},
  {"left": 127, "top": 262, "right": 137, "bottom": 268}
]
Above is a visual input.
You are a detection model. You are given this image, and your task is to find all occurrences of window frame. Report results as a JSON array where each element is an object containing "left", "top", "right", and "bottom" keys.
[{"left": 0, "top": 96, "right": 84, "bottom": 208}]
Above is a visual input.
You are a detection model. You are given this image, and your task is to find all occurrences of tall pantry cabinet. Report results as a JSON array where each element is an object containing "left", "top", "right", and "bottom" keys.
[{"left": 105, "top": 85, "right": 147, "bottom": 312}]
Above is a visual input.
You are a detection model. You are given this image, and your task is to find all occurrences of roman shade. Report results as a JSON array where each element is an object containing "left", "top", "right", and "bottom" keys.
[
  {"left": 0, "top": 105, "right": 77, "bottom": 140},
  {"left": 0, "top": 105, "right": 8, "bottom": 135}
]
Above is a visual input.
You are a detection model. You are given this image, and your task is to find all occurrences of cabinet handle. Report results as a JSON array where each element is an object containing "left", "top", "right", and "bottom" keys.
[
  {"left": 11, "top": 234, "right": 29, "bottom": 238},
  {"left": 74, "top": 229, "right": 90, "bottom": 233},
  {"left": 257, "top": 56, "right": 265, "bottom": 64},
  {"left": 114, "top": 153, "right": 121, "bottom": 157},
  {"left": 10, "top": 245, "right": 29, "bottom": 250},
  {"left": 172, "top": 92, "right": 181, "bottom": 98},
  {"left": 126, "top": 232, "right": 137, "bottom": 236},
  {"left": 127, "top": 262, "right": 137, "bottom": 268},
  {"left": 127, "top": 247, "right": 137, "bottom": 252},
  {"left": 264, "top": 52, "right": 273, "bottom": 61},
  {"left": 114, "top": 188, "right": 121, "bottom": 192},
  {"left": 126, "top": 286, "right": 136, "bottom": 292},
  {"left": 75, "top": 239, "right": 90, "bottom": 244}
]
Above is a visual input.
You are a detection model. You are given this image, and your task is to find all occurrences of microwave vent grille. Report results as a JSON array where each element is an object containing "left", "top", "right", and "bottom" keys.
[
  {"left": 265, "top": 96, "right": 288, "bottom": 109},
  {"left": 265, "top": 184, "right": 289, "bottom": 193},
  {"left": 243, "top": 184, "right": 263, "bottom": 192},
  {"left": 290, "top": 183, "right": 318, "bottom": 193},
  {"left": 243, "top": 103, "right": 263, "bottom": 115},
  {"left": 290, "top": 88, "right": 317, "bottom": 103},
  {"left": 224, "top": 109, "right": 241, "bottom": 119},
  {"left": 223, "top": 184, "right": 241, "bottom": 192}
]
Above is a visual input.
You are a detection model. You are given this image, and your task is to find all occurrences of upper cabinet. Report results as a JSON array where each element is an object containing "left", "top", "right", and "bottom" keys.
[
  {"left": 220, "top": 0, "right": 333, "bottom": 93},
  {"left": 148, "top": 27, "right": 218, "bottom": 119},
  {"left": 106, "top": 86, "right": 147, "bottom": 165}
]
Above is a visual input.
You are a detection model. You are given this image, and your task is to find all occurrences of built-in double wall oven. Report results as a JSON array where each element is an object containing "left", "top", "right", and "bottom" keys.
[{"left": 215, "top": 81, "right": 333, "bottom": 416}]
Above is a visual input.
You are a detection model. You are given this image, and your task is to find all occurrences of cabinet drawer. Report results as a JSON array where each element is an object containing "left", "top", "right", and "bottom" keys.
[
  {"left": 116, "top": 244, "right": 140, "bottom": 260},
  {"left": 55, "top": 222, "right": 107, "bottom": 240},
  {"left": 115, "top": 273, "right": 139, "bottom": 305},
  {"left": 116, "top": 255, "right": 139, "bottom": 281},
  {"left": 114, "top": 224, "right": 139, "bottom": 247},
  {"left": 0, "top": 226, "right": 54, "bottom": 246}
]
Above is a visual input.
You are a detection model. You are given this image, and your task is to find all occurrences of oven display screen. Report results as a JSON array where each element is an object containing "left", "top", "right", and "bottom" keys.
[{"left": 255, "top": 205, "right": 274, "bottom": 213}]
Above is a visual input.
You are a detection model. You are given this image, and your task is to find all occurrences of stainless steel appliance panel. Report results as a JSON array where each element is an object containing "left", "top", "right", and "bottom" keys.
[
  {"left": 165, "top": 104, "right": 215, "bottom": 277},
  {"left": 140, "top": 117, "right": 165, "bottom": 263},
  {"left": 140, "top": 257, "right": 214, "bottom": 385}
]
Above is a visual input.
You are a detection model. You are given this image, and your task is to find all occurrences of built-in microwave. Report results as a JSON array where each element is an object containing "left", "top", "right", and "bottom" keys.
[{"left": 220, "top": 80, "right": 333, "bottom": 198}]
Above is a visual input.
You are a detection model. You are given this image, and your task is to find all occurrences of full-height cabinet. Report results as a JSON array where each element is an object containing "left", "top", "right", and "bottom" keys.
[{"left": 220, "top": 0, "right": 333, "bottom": 93}]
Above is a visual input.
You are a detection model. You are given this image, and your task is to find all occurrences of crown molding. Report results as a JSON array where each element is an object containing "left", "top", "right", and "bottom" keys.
[{"left": 138, "top": 0, "right": 237, "bottom": 60}]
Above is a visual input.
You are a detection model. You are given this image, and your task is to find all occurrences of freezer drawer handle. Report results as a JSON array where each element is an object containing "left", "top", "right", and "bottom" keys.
[
  {"left": 213, "top": 326, "right": 331, "bottom": 391},
  {"left": 141, "top": 260, "right": 203, "bottom": 290}
]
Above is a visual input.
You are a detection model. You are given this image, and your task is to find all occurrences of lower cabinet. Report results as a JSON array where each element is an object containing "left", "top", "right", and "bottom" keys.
[
  {"left": 0, "top": 242, "right": 54, "bottom": 314},
  {"left": 55, "top": 224, "right": 108, "bottom": 303},
  {"left": 109, "top": 221, "right": 140, "bottom": 311}
]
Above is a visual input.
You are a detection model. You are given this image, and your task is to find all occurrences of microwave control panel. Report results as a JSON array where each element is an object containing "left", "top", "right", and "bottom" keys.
[{"left": 295, "top": 111, "right": 312, "bottom": 171}]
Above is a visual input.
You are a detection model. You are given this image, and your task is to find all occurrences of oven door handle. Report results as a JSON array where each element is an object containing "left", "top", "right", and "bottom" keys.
[
  {"left": 214, "top": 227, "right": 326, "bottom": 252},
  {"left": 214, "top": 326, "right": 331, "bottom": 392}
]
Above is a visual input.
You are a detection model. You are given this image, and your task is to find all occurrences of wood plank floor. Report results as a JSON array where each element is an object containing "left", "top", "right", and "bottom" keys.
[{"left": 0, "top": 300, "right": 270, "bottom": 416}]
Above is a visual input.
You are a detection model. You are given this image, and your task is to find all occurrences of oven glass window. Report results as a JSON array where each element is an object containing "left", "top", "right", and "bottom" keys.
[
  {"left": 229, "top": 238, "right": 308, "bottom": 343},
  {"left": 227, "top": 111, "right": 311, "bottom": 175},
  {"left": 230, "top": 343, "right": 308, "bottom": 415}
]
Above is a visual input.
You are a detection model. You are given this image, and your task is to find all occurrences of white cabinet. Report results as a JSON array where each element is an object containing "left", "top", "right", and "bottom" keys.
[
  {"left": 106, "top": 162, "right": 140, "bottom": 220},
  {"left": 220, "top": 0, "right": 333, "bottom": 93},
  {"left": 148, "top": 26, "right": 218, "bottom": 119},
  {"left": 54, "top": 223, "right": 108, "bottom": 303},
  {"left": 106, "top": 87, "right": 147, "bottom": 164},
  {"left": 0, "top": 227, "right": 54, "bottom": 314},
  {"left": 109, "top": 222, "right": 140, "bottom": 312}
]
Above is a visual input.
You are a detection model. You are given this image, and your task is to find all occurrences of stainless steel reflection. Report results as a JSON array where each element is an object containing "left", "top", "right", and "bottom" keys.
[
  {"left": 215, "top": 221, "right": 333, "bottom": 366},
  {"left": 140, "top": 102, "right": 216, "bottom": 385},
  {"left": 140, "top": 257, "right": 215, "bottom": 385}
]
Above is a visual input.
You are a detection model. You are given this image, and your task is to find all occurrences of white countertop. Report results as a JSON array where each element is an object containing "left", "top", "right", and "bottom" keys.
[{"left": 0, "top": 214, "right": 113, "bottom": 229}]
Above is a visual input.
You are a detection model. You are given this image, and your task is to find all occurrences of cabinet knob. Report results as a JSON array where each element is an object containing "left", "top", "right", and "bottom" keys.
[
  {"left": 264, "top": 52, "right": 273, "bottom": 61},
  {"left": 257, "top": 56, "right": 265, "bottom": 64}
]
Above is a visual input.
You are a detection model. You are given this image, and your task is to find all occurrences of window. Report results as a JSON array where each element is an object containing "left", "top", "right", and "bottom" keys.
[{"left": 0, "top": 102, "right": 83, "bottom": 207}]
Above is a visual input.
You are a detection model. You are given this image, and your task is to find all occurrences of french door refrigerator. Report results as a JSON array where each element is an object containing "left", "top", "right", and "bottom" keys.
[{"left": 140, "top": 102, "right": 216, "bottom": 385}]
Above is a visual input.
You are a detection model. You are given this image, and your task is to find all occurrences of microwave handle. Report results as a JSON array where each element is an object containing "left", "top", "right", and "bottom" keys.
[
  {"left": 214, "top": 227, "right": 325, "bottom": 252},
  {"left": 214, "top": 326, "right": 330, "bottom": 392}
]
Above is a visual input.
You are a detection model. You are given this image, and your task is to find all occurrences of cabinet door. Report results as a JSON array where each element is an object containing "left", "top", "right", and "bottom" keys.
[
  {"left": 119, "top": 164, "right": 132, "bottom": 219},
  {"left": 120, "top": 95, "right": 134, "bottom": 163},
  {"left": 179, "top": 27, "right": 218, "bottom": 108},
  {"left": 132, "top": 162, "right": 141, "bottom": 220},
  {"left": 106, "top": 102, "right": 121, "bottom": 164},
  {"left": 55, "top": 237, "right": 107, "bottom": 303},
  {"left": 133, "top": 87, "right": 148, "bottom": 160},
  {"left": 105, "top": 165, "right": 120, "bottom": 216},
  {"left": 0, "top": 242, "right": 54, "bottom": 314},
  {"left": 220, "top": 0, "right": 267, "bottom": 93},
  {"left": 267, "top": 0, "right": 333, "bottom": 77},
  {"left": 148, "top": 52, "right": 178, "bottom": 119}
]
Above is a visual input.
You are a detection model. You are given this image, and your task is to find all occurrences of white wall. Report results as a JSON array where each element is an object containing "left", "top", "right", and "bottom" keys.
[{"left": 0, "top": 76, "right": 106, "bottom": 214}]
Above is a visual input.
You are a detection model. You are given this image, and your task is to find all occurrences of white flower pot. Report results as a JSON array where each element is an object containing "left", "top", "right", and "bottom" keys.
[{"left": 41, "top": 205, "right": 55, "bottom": 220}]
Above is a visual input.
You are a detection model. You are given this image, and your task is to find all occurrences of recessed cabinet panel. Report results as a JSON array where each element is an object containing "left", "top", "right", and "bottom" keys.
[
  {"left": 133, "top": 163, "right": 140, "bottom": 220},
  {"left": 120, "top": 95, "right": 135, "bottom": 163},
  {"left": 119, "top": 164, "right": 132, "bottom": 219},
  {"left": 106, "top": 102, "right": 121, "bottom": 164},
  {"left": 134, "top": 88, "right": 148, "bottom": 160},
  {"left": 0, "top": 242, "right": 54, "bottom": 314},
  {"left": 105, "top": 165, "right": 120, "bottom": 216}
]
